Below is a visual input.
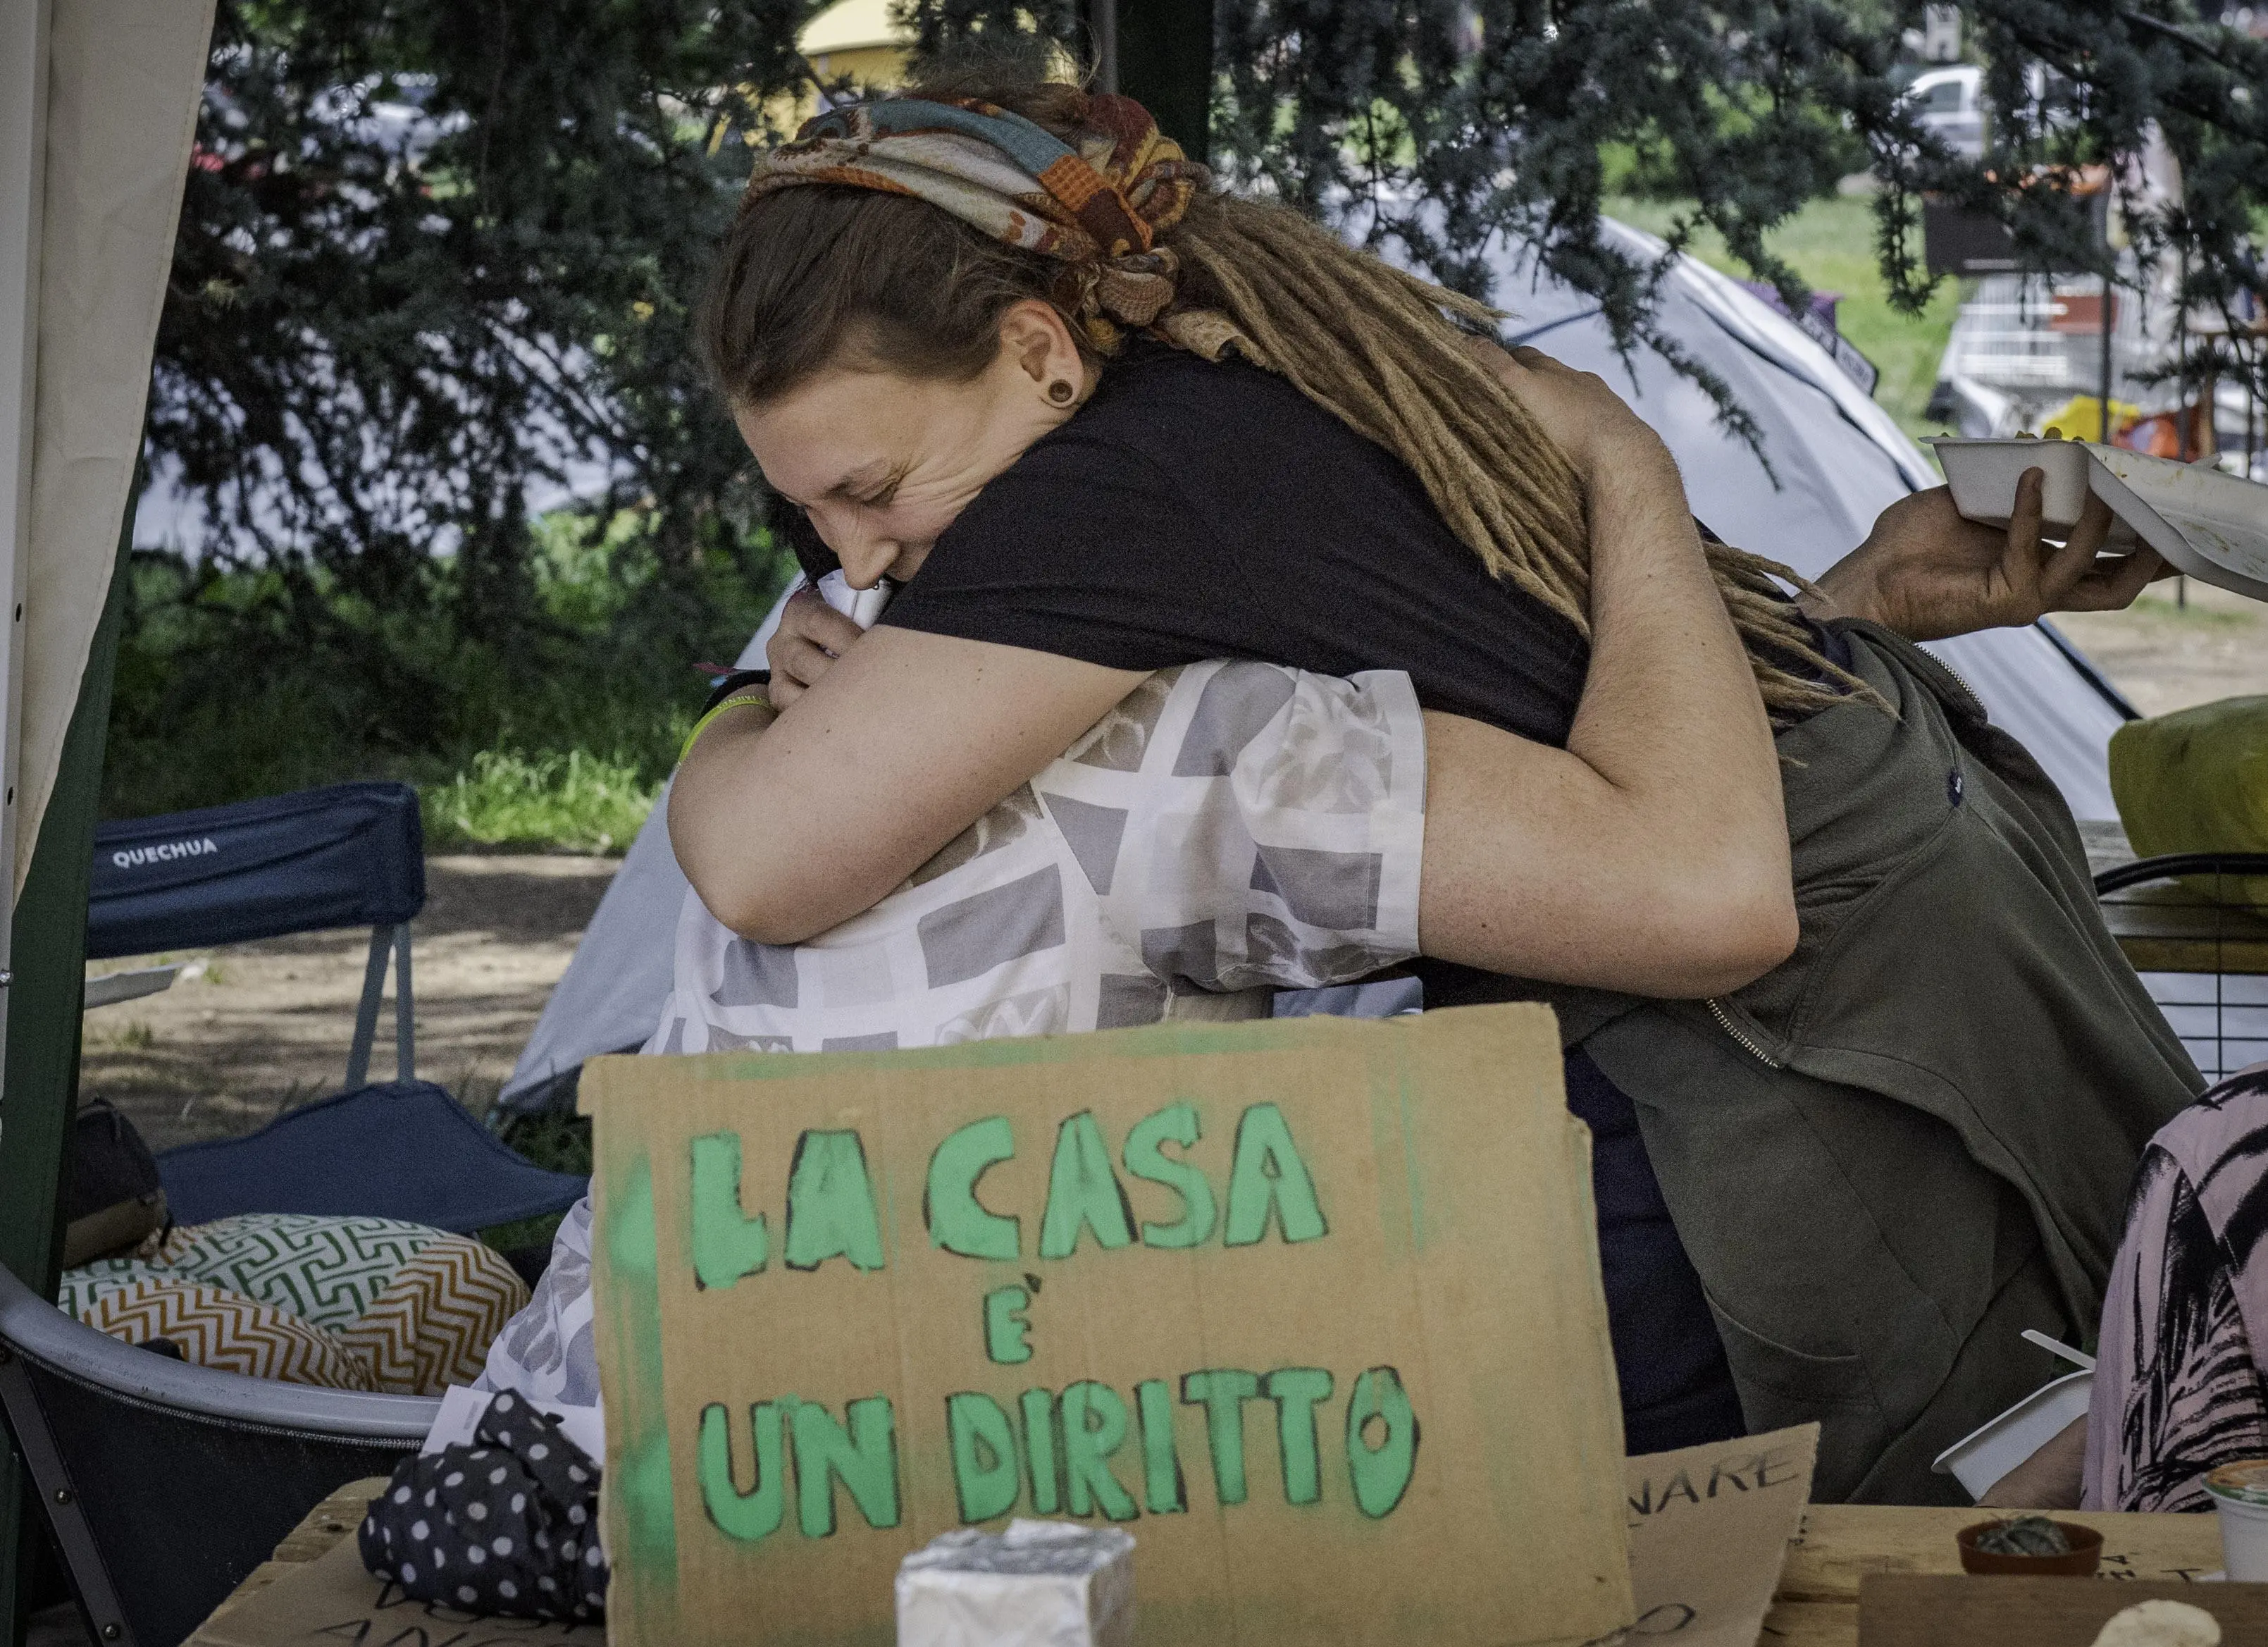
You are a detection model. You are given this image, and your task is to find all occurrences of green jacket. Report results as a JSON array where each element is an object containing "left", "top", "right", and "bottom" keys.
[{"left": 1548, "top": 622, "right": 2200, "bottom": 1503}]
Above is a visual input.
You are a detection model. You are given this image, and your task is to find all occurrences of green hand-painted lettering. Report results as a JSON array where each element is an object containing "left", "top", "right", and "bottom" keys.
[
  {"left": 1222, "top": 1103, "right": 1327, "bottom": 1246},
  {"left": 983, "top": 1286, "right": 1033, "bottom": 1364},
  {"left": 605, "top": 1152, "right": 659, "bottom": 1278},
  {"left": 927, "top": 1117, "right": 1020, "bottom": 1260},
  {"left": 1021, "top": 1388, "right": 1062, "bottom": 1514},
  {"left": 689, "top": 1133, "right": 768, "bottom": 1290},
  {"left": 791, "top": 1395, "right": 900, "bottom": 1535},
  {"left": 1179, "top": 1369, "right": 1260, "bottom": 1506},
  {"left": 602, "top": 1153, "right": 675, "bottom": 1587},
  {"left": 946, "top": 1393, "right": 1021, "bottom": 1523},
  {"left": 1135, "top": 1378, "right": 1186, "bottom": 1514},
  {"left": 1060, "top": 1382, "right": 1139, "bottom": 1522},
  {"left": 1262, "top": 1369, "right": 1334, "bottom": 1505},
  {"left": 783, "top": 1130, "right": 886, "bottom": 1273},
  {"left": 1122, "top": 1102, "right": 1216, "bottom": 1248},
  {"left": 697, "top": 1400, "right": 786, "bottom": 1541},
  {"left": 1037, "top": 1111, "right": 1134, "bottom": 1259},
  {"left": 1345, "top": 1367, "right": 1419, "bottom": 1519}
]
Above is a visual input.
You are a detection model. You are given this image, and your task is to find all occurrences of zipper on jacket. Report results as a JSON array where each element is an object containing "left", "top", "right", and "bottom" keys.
[
  {"left": 1933, "top": 653, "right": 1985, "bottom": 717},
  {"left": 1706, "top": 997, "right": 1783, "bottom": 1067}
]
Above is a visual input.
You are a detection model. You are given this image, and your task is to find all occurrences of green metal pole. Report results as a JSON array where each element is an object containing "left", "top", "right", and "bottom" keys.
[
  {"left": 1113, "top": 0, "right": 1215, "bottom": 164},
  {"left": 0, "top": 487, "right": 133, "bottom": 1647}
]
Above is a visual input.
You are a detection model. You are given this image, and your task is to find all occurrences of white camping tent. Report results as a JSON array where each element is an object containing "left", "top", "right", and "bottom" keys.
[{"left": 497, "top": 220, "right": 2138, "bottom": 1109}]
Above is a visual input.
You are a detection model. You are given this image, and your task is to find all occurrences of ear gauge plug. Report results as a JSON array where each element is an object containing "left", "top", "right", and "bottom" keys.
[{"left": 1048, "top": 378, "right": 1076, "bottom": 405}]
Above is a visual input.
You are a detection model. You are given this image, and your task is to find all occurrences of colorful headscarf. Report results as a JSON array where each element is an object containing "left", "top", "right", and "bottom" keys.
[{"left": 745, "top": 92, "right": 1215, "bottom": 352}]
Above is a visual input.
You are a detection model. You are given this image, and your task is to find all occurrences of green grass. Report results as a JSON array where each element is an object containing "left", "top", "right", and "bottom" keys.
[
  {"left": 1604, "top": 194, "right": 1966, "bottom": 443},
  {"left": 481, "top": 1112, "right": 595, "bottom": 1258},
  {"left": 422, "top": 747, "right": 670, "bottom": 856},
  {"left": 104, "top": 508, "right": 789, "bottom": 854},
  {"left": 2125, "top": 591, "right": 2256, "bottom": 627}
]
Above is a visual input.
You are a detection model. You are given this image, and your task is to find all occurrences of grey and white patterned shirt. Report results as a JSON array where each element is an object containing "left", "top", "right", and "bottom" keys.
[{"left": 478, "top": 661, "right": 1427, "bottom": 1423}]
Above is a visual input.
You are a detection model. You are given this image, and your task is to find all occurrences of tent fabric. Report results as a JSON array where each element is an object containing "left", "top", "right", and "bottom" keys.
[
  {"left": 86, "top": 781, "right": 426, "bottom": 961},
  {"left": 156, "top": 1082, "right": 588, "bottom": 1235},
  {"left": 500, "top": 223, "right": 2143, "bottom": 1109},
  {"left": 497, "top": 601, "right": 794, "bottom": 1111},
  {"left": 495, "top": 781, "right": 687, "bottom": 1111},
  {"left": 12, "top": 0, "right": 217, "bottom": 896},
  {"left": 1489, "top": 223, "right": 2131, "bottom": 817}
]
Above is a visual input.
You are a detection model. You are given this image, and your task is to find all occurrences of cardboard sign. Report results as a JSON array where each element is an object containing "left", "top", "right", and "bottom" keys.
[
  {"left": 1623, "top": 1424, "right": 1819, "bottom": 1646},
  {"left": 187, "top": 1540, "right": 605, "bottom": 1646},
  {"left": 583, "top": 1003, "right": 1632, "bottom": 1646}
]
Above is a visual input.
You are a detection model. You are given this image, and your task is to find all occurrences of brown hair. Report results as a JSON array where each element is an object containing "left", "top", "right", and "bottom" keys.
[{"left": 698, "top": 74, "right": 1854, "bottom": 721}]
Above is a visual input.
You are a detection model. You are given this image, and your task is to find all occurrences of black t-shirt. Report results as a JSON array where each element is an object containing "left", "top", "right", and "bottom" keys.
[
  {"left": 881, "top": 341, "right": 1591, "bottom": 747},
  {"left": 865, "top": 341, "right": 1742, "bottom": 1448}
]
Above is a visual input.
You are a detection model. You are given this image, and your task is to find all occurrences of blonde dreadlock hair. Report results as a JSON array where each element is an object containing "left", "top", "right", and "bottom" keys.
[{"left": 697, "top": 73, "right": 1859, "bottom": 722}]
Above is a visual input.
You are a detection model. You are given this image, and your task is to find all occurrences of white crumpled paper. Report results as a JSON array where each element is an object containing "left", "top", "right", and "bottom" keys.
[{"left": 895, "top": 1519, "right": 1135, "bottom": 1647}]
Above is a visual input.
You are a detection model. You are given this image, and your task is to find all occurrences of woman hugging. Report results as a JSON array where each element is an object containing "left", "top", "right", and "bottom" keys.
[{"left": 501, "top": 69, "right": 2202, "bottom": 1518}]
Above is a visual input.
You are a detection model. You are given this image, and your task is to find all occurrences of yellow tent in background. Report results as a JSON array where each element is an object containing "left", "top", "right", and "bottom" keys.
[
  {"left": 755, "top": 0, "right": 914, "bottom": 135},
  {"left": 2040, "top": 395, "right": 2144, "bottom": 443},
  {"left": 801, "top": 0, "right": 915, "bottom": 90},
  {"left": 780, "top": 1, "right": 1082, "bottom": 125}
]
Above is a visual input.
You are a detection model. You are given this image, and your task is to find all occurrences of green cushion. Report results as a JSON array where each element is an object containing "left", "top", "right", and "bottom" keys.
[{"left": 2109, "top": 695, "right": 2268, "bottom": 906}]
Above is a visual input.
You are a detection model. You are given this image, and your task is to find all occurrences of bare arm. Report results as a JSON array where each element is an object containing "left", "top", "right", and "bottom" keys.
[
  {"left": 1414, "top": 348, "right": 1794, "bottom": 995},
  {"left": 671, "top": 628, "right": 1143, "bottom": 944},
  {"left": 676, "top": 347, "right": 1795, "bottom": 994}
]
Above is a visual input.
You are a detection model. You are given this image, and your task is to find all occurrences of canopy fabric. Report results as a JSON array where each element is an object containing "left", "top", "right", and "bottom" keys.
[
  {"left": 500, "top": 238, "right": 2140, "bottom": 1105},
  {"left": 11, "top": 0, "right": 216, "bottom": 896}
]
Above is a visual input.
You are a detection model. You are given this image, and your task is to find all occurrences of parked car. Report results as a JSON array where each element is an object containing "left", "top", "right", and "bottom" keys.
[{"left": 1905, "top": 63, "right": 1985, "bottom": 159}]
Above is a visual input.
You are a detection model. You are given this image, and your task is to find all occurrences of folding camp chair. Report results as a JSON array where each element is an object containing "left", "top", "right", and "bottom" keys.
[
  {"left": 0, "top": 1260, "right": 433, "bottom": 1647},
  {"left": 2095, "top": 851, "right": 2268, "bottom": 1081},
  {"left": 87, "top": 782, "right": 425, "bottom": 1089},
  {"left": 0, "top": 781, "right": 585, "bottom": 1643},
  {"left": 81, "top": 781, "right": 590, "bottom": 1231}
]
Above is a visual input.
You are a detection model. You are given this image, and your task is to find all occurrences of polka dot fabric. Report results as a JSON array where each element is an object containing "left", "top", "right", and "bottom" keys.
[{"left": 359, "top": 1393, "right": 607, "bottom": 1621}]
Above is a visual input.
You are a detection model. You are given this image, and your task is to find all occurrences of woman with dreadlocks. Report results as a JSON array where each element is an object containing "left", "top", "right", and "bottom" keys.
[{"left": 669, "top": 76, "right": 2200, "bottom": 1501}]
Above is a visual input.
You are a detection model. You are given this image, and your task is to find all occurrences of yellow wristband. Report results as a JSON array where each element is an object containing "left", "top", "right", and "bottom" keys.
[{"left": 677, "top": 691, "right": 773, "bottom": 765}]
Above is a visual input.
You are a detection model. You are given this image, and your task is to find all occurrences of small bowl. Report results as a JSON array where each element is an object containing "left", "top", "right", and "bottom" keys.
[{"left": 1956, "top": 1519, "right": 2104, "bottom": 1576}]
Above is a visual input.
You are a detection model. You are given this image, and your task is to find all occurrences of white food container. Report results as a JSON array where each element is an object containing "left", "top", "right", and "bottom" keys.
[
  {"left": 896, "top": 1519, "right": 1135, "bottom": 1647},
  {"left": 2205, "top": 1460, "right": 2268, "bottom": 1581},
  {"left": 1932, "top": 438, "right": 2268, "bottom": 602},
  {"left": 1930, "top": 1368, "right": 2093, "bottom": 1500},
  {"left": 1933, "top": 438, "right": 2102, "bottom": 537}
]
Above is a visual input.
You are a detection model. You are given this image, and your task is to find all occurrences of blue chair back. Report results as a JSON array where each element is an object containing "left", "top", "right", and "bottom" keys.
[
  {"left": 88, "top": 781, "right": 423, "bottom": 960},
  {"left": 88, "top": 782, "right": 426, "bottom": 1088}
]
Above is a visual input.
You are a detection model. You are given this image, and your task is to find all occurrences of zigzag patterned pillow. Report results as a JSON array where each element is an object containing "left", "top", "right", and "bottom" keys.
[
  {"left": 338, "top": 1238, "right": 531, "bottom": 1395},
  {"left": 81, "top": 1278, "right": 373, "bottom": 1390},
  {"left": 61, "top": 1212, "right": 447, "bottom": 1327}
]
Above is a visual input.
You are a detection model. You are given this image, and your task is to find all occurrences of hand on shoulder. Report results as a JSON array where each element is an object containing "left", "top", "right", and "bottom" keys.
[{"left": 1456, "top": 335, "right": 1673, "bottom": 478}]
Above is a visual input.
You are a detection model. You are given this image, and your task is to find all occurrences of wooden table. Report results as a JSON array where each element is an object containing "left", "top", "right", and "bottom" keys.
[
  {"left": 2082, "top": 818, "right": 2268, "bottom": 976},
  {"left": 1763, "top": 1503, "right": 2225, "bottom": 1646},
  {"left": 199, "top": 1483, "right": 2224, "bottom": 1646}
]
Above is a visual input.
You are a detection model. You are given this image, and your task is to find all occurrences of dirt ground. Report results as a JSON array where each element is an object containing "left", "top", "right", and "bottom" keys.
[
  {"left": 2051, "top": 578, "right": 2268, "bottom": 719},
  {"left": 75, "top": 582, "right": 2268, "bottom": 1154},
  {"left": 80, "top": 854, "right": 618, "bottom": 1153}
]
